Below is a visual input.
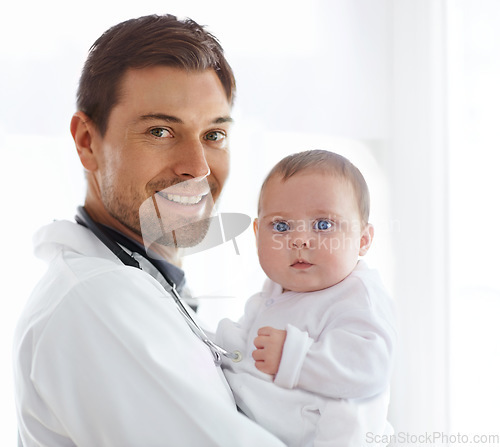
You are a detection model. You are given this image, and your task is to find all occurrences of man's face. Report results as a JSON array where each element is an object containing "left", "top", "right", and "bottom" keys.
[
  {"left": 90, "top": 66, "right": 232, "bottom": 248},
  {"left": 254, "top": 172, "right": 371, "bottom": 293}
]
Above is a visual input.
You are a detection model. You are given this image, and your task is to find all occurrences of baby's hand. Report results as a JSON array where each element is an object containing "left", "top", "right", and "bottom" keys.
[{"left": 252, "top": 326, "right": 287, "bottom": 375}]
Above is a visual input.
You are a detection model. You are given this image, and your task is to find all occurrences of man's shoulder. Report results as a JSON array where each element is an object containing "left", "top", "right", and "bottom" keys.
[
  {"left": 33, "top": 219, "right": 119, "bottom": 263},
  {"left": 41, "top": 249, "right": 164, "bottom": 308},
  {"left": 31, "top": 218, "right": 163, "bottom": 304},
  {"left": 18, "top": 241, "right": 165, "bottom": 345}
]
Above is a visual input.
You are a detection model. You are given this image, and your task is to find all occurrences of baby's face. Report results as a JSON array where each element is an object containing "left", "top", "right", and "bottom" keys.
[{"left": 254, "top": 171, "right": 373, "bottom": 293}]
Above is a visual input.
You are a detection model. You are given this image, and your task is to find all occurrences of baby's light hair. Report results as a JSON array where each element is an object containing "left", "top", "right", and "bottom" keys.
[{"left": 258, "top": 150, "right": 370, "bottom": 226}]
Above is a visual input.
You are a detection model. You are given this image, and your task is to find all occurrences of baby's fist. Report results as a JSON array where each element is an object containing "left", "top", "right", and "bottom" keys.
[{"left": 252, "top": 326, "right": 287, "bottom": 375}]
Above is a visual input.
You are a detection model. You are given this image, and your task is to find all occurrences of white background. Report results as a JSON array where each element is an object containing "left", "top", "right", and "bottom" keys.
[{"left": 1, "top": 0, "right": 499, "bottom": 445}]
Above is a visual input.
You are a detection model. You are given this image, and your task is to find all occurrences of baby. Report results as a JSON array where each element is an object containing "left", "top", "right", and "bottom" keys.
[{"left": 216, "top": 150, "right": 396, "bottom": 446}]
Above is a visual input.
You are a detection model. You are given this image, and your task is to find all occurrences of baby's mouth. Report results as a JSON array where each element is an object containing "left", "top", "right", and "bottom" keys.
[{"left": 291, "top": 260, "right": 314, "bottom": 269}]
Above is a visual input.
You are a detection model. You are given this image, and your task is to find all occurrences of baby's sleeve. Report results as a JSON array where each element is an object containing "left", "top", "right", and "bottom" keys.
[
  {"left": 273, "top": 324, "right": 314, "bottom": 389},
  {"left": 274, "top": 284, "right": 396, "bottom": 400}
]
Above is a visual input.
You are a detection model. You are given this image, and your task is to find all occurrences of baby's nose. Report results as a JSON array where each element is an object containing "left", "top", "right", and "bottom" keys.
[{"left": 290, "top": 236, "right": 311, "bottom": 249}]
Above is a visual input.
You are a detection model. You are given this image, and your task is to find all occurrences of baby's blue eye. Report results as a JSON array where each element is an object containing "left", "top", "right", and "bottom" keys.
[
  {"left": 273, "top": 221, "right": 290, "bottom": 232},
  {"left": 314, "top": 219, "right": 333, "bottom": 231}
]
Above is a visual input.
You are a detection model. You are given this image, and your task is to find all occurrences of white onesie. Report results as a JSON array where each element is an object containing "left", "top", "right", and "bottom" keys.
[{"left": 216, "top": 261, "right": 396, "bottom": 447}]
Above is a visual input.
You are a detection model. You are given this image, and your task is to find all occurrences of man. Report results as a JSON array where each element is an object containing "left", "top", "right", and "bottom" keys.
[{"left": 13, "top": 14, "right": 283, "bottom": 446}]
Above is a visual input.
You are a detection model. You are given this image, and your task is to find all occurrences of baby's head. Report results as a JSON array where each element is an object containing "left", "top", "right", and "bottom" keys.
[{"left": 254, "top": 150, "right": 374, "bottom": 293}]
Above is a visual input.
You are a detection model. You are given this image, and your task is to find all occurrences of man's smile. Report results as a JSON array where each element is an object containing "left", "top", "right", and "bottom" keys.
[{"left": 156, "top": 191, "right": 208, "bottom": 205}]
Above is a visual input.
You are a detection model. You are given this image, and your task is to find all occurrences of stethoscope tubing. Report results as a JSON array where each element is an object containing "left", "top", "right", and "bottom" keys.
[
  {"left": 167, "top": 281, "right": 242, "bottom": 365},
  {"left": 75, "top": 206, "right": 241, "bottom": 365}
]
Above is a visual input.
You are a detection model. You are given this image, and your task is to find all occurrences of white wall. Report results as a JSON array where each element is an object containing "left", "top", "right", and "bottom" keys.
[
  {"left": 2, "top": 0, "right": 498, "bottom": 445},
  {"left": 447, "top": 0, "right": 500, "bottom": 436}
]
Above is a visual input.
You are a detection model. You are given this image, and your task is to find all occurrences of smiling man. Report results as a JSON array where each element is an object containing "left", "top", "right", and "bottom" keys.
[
  {"left": 74, "top": 65, "right": 232, "bottom": 251},
  {"left": 13, "top": 14, "right": 283, "bottom": 447},
  {"left": 73, "top": 41, "right": 233, "bottom": 251}
]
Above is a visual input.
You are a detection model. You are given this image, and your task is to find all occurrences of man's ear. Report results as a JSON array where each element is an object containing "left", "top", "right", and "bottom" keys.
[
  {"left": 70, "top": 111, "right": 99, "bottom": 172},
  {"left": 359, "top": 223, "right": 374, "bottom": 256}
]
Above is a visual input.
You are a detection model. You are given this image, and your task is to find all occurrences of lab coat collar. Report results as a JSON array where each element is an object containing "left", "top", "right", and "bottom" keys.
[
  {"left": 33, "top": 218, "right": 187, "bottom": 294},
  {"left": 104, "top": 225, "right": 186, "bottom": 293},
  {"left": 33, "top": 220, "right": 119, "bottom": 263}
]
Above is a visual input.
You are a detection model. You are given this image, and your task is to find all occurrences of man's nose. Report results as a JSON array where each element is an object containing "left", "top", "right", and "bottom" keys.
[{"left": 172, "top": 138, "right": 211, "bottom": 179}]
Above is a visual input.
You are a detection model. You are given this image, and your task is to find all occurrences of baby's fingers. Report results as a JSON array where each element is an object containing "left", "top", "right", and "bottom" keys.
[
  {"left": 253, "top": 335, "right": 267, "bottom": 349},
  {"left": 253, "top": 351, "right": 278, "bottom": 374},
  {"left": 257, "top": 326, "right": 274, "bottom": 336}
]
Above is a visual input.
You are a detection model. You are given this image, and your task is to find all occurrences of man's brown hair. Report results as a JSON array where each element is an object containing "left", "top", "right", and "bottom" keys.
[{"left": 77, "top": 14, "right": 236, "bottom": 135}]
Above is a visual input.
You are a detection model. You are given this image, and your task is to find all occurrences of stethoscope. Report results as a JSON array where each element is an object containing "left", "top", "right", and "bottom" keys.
[{"left": 75, "top": 206, "right": 241, "bottom": 366}]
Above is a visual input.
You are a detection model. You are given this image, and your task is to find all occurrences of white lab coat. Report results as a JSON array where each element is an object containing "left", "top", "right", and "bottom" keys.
[
  {"left": 13, "top": 220, "right": 284, "bottom": 447},
  {"left": 216, "top": 262, "right": 396, "bottom": 446}
]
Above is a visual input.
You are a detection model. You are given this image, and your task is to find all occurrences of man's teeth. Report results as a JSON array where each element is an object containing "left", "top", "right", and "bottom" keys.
[{"left": 165, "top": 193, "right": 203, "bottom": 205}]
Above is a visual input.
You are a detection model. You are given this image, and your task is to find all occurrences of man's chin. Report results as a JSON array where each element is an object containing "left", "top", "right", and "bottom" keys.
[{"left": 145, "top": 217, "right": 212, "bottom": 251}]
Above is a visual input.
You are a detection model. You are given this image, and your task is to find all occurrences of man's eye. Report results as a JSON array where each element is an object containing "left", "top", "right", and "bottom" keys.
[
  {"left": 273, "top": 221, "right": 290, "bottom": 232},
  {"left": 205, "top": 130, "right": 226, "bottom": 141},
  {"left": 150, "top": 128, "right": 171, "bottom": 138},
  {"left": 313, "top": 219, "right": 334, "bottom": 231}
]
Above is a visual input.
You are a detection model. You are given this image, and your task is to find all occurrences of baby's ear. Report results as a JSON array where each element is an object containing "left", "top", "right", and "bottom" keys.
[
  {"left": 253, "top": 218, "right": 259, "bottom": 240},
  {"left": 359, "top": 223, "right": 374, "bottom": 256}
]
